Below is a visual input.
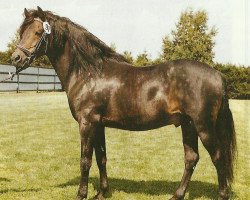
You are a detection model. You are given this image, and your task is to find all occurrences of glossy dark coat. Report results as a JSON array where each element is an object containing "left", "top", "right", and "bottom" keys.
[{"left": 11, "top": 7, "right": 236, "bottom": 200}]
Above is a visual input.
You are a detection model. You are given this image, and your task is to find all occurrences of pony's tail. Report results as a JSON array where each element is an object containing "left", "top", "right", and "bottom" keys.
[{"left": 216, "top": 82, "right": 237, "bottom": 186}]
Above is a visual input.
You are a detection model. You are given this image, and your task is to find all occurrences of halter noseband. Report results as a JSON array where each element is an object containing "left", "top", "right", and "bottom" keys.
[{"left": 15, "top": 18, "right": 51, "bottom": 73}]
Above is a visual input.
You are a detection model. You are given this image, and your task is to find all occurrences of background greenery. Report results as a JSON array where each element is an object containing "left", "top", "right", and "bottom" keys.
[
  {"left": 0, "top": 92, "right": 249, "bottom": 200},
  {"left": 0, "top": 9, "right": 249, "bottom": 99}
]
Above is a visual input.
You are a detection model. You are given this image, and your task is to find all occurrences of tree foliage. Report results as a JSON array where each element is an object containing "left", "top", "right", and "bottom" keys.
[
  {"left": 0, "top": 32, "right": 19, "bottom": 64},
  {"left": 134, "top": 51, "right": 152, "bottom": 67},
  {"left": 161, "top": 10, "right": 217, "bottom": 64},
  {"left": 122, "top": 51, "right": 134, "bottom": 64},
  {"left": 214, "top": 63, "right": 250, "bottom": 99}
]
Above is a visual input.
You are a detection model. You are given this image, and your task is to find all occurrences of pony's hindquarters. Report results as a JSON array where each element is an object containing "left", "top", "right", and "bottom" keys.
[{"left": 196, "top": 77, "right": 236, "bottom": 199}]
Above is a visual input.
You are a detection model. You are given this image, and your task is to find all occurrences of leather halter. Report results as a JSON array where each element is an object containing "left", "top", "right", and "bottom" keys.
[
  {"left": 15, "top": 18, "right": 50, "bottom": 73},
  {"left": 0, "top": 18, "right": 51, "bottom": 82}
]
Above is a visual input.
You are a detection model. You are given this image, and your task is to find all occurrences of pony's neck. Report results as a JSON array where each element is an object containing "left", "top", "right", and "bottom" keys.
[
  {"left": 46, "top": 39, "right": 71, "bottom": 92},
  {"left": 44, "top": 13, "right": 128, "bottom": 92}
]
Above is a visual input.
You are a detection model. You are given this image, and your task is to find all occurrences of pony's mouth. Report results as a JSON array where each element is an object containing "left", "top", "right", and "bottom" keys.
[{"left": 15, "top": 57, "right": 32, "bottom": 73}]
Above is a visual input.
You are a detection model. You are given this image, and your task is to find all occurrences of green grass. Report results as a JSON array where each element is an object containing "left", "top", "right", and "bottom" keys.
[{"left": 0, "top": 92, "right": 249, "bottom": 200}]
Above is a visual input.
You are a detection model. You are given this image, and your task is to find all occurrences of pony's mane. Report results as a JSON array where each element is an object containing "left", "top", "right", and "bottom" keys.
[{"left": 20, "top": 9, "right": 129, "bottom": 76}]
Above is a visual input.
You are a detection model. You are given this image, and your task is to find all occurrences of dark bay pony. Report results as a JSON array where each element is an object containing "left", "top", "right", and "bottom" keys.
[{"left": 11, "top": 7, "right": 236, "bottom": 200}]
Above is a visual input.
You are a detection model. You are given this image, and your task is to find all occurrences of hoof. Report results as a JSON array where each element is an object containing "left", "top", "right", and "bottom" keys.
[
  {"left": 94, "top": 192, "right": 105, "bottom": 200},
  {"left": 218, "top": 191, "right": 230, "bottom": 200},
  {"left": 218, "top": 195, "right": 229, "bottom": 200},
  {"left": 76, "top": 195, "right": 87, "bottom": 200},
  {"left": 169, "top": 195, "right": 184, "bottom": 200},
  {"left": 76, "top": 197, "right": 86, "bottom": 200}
]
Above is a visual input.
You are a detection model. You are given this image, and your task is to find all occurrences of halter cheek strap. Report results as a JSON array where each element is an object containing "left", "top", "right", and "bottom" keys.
[{"left": 15, "top": 18, "right": 51, "bottom": 73}]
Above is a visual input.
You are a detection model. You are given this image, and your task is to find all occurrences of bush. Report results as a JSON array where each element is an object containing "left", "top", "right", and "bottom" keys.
[{"left": 214, "top": 63, "right": 250, "bottom": 99}]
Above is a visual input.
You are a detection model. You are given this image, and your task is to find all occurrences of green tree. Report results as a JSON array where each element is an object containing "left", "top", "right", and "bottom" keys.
[
  {"left": 0, "top": 51, "right": 10, "bottom": 64},
  {"left": 161, "top": 9, "right": 217, "bottom": 65},
  {"left": 134, "top": 51, "right": 152, "bottom": 67},
  {"left": 151, "top": 57, "right": 163, "bottom": 65},
  {"left": 0, "top": 32, "right": 19, "bottom": 64},
  {"left": 214, "top": 63, "right": 250, "bottom": 99},
  {"left": 122, "top": 51, "right": 134, "bottom": 64},
  {"left": 33, "top": 55, "right": 52, "bottom": 68}
]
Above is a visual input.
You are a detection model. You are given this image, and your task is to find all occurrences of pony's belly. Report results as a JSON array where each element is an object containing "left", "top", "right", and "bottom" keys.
[{"left": 102, "top": 112, "right": 181, "bottom": 131}]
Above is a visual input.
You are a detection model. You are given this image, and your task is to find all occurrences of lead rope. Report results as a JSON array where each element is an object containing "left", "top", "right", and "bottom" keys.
[{"left": 0, "top": 59, "right": 29, "bottom": 83}]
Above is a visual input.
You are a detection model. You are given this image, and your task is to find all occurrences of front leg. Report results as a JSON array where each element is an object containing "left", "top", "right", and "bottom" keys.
[
  {"left": 94, "top": 125, "right": 108, "bottom": 200},
  {"left": 76, "top": 120, "right": 96, "bottom": 200}
]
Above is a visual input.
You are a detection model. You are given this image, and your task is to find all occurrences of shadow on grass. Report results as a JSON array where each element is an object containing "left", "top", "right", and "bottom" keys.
[
  {"left": 0, "top": 188, "right": 41, "bottom": 194},
  {"left": 0, "top": 177, "right": 11, "bottom": 182},
  {"left": 57, "top": 176, "right": 219, "bottom": 199},
  {"left": 0, "top": 177, "right": 41, "bottom": 194}
]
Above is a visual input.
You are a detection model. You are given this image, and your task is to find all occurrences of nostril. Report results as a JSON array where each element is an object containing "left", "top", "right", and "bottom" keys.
[{"left": 15, "top": 55, "right": 21, "bottom": 62}]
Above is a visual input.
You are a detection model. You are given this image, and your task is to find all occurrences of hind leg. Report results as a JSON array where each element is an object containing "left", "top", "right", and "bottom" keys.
[
  {"left": 198, "top": 128, "right": 229, "bottom": 200},
  {"left": 171, "top": 117, "right": 199, "bottom": 200}
]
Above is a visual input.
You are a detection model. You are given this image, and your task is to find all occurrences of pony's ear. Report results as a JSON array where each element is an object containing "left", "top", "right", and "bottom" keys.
[
  {"left": 37, "top": 6, "right": 46, "bottom": 21},
  {"left": 24, "top": 8, "right": 30, "bottom": 18}
]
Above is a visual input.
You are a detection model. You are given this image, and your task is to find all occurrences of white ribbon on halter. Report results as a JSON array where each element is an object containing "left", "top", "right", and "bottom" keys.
[{"left": 34, "top": 18, "right": 51, "bottom": 34}]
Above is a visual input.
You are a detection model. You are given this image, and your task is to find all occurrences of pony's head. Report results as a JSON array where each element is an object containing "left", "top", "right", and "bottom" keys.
[{"left": 11, "top": 6, "right": 51, "bottom": 72}]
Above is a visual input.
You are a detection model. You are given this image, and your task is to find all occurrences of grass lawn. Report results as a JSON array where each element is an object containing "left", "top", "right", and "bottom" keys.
[{"left": 0, "top": 92, "right": 249, "bottom": 200}]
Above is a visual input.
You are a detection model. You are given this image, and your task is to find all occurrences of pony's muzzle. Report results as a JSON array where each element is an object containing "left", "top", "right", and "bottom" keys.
[
  {"left": 11, "top": 52, "right": 21, "bottom": 66},
  {"left": 11, "top": 50, "right": 27, "bottom": 67}
]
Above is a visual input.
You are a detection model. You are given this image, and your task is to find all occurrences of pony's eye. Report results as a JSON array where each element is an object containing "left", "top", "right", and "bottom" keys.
[{"left": 35, "top": 31, "right": 40, "bottom": 36}]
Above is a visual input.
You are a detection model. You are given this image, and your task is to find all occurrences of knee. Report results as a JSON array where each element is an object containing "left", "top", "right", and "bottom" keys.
[
  {"left": 97, "top": 157, "right": 107, "bottom": 168},
  {"left": 80, "top": 158, "right": 92, "bottom": 171},
  {"left": 185, "top": 153, "right": 199, "bottom": 169},
  {"left": 101, "top": 157, "right": 107, "bottom": 165},
  {"left": 211, "top": 150, "right": 221, "bottom": 166}
]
